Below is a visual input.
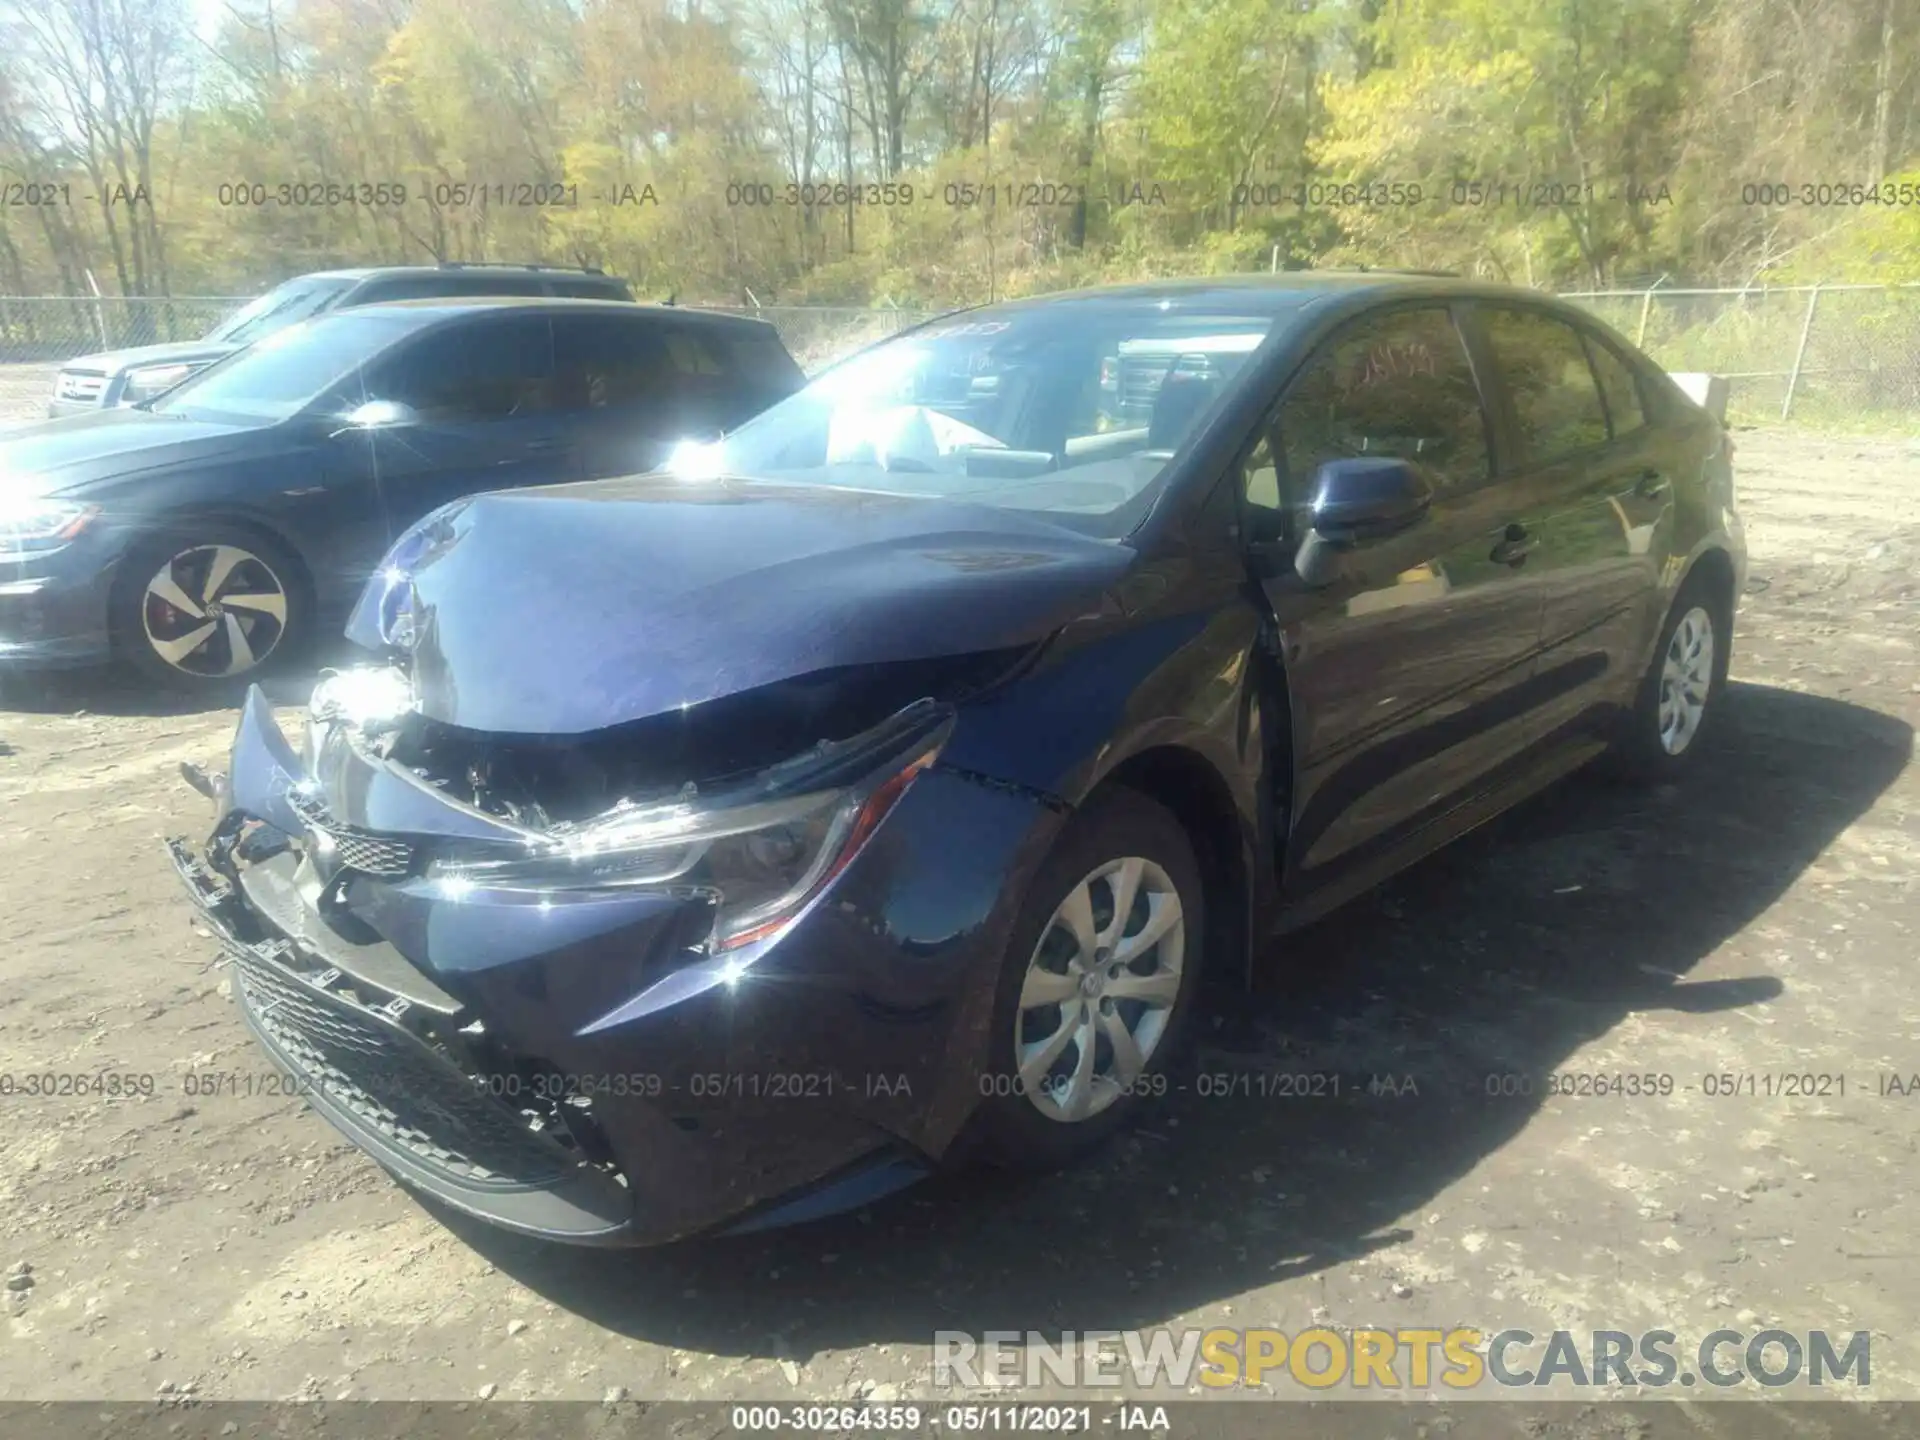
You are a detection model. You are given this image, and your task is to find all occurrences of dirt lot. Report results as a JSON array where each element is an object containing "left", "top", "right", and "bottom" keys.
[{"left": 0, "top": 429, "right": 1916, "bottom": 1417}]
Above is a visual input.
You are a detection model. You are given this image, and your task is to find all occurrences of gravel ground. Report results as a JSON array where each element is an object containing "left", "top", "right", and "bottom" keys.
[{"left": 0, "top": 429, "right": 1916, "bottom": 1419}]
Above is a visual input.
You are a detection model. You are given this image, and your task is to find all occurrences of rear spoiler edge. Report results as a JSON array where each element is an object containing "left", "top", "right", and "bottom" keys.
[{"left": 1668, "top": 371, "right": 1730, "bottom": 425}]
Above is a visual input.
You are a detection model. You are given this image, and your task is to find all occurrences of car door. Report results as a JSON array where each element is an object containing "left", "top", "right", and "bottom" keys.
[
  {"left": 1239, "top": 302, "right": 1548, "bottom": 888},
  {"left": 329, "top": 312, "right": 578, "bottom": 541},
  {"left": 1478, "top": 306, "right": 1669, "bottom": 735}
]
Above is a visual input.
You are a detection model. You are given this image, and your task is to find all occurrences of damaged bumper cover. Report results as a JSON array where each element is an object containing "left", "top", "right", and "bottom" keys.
[{"left": 167, "top": 684, "right": 1065, "bottom": 1246}]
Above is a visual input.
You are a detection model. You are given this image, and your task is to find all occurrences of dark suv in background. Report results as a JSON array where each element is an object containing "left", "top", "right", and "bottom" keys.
[
  {"left": 2, "top": 297, "right": 804, "bottom": 688},
  {"left": 47, "top": 264, "right": 636, "bottom": 417}
]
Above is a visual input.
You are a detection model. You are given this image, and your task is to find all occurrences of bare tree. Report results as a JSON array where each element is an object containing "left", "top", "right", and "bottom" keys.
[{"left": 3, "top": 0, "right": 193, "bottom": 296}]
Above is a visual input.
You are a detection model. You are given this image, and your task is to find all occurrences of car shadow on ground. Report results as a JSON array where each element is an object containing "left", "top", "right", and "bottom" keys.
[{"left": 410, "top": 681, "right": 1912, "bottom": 1360}]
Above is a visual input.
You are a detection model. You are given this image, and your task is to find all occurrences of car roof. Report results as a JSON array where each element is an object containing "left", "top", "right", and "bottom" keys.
[
  {"left": 300, "top": 265, "right": 625, "bottom": 284},
  {"left": 328, "top": 296, "right": 782, "bottom": 334},
  {"left": 969, "top": 271, "right": 1574, "bottom": 318}
]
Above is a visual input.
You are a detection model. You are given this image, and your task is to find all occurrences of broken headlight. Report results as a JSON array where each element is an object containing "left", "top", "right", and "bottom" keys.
[
  {"left": 426, "top": 707, "right": 950, "bottom": 952},
  {"left": 310, "top": 664, "right": 416, "bottom": 732}
]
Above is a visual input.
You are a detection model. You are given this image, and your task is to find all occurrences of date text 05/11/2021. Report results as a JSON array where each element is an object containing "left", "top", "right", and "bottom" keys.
[{"left": 725, "top": 1404, "right": 1169, "bottom": 1434}]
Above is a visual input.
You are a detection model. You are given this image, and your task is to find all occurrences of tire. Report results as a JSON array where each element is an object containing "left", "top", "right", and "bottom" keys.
[
  {"left": 112, "top": 521, "right": 308, "bottom": 692},
  {"left": 1610, "top": 571, "right": 1733, "bottom": 781},
  {"left": 968, "top": 786, "right": 1205, "bottom": 1170}
]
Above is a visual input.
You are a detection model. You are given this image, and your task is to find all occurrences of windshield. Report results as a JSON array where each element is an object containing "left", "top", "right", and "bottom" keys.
[
  {"left": 154, "top": 310, "right": 421, "bottom": 422},
  {"left": 205, "top": 277, "right": 356, "bottom": 345},
  {"left": 680, "top": 302, "right": 1288, "bottom": 537}
]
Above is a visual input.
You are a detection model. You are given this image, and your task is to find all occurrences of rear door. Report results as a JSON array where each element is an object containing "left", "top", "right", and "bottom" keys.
[
  {"left": 1240, "top": 302, "right": 1548, "bottom": 888},
  {"left": 331, "top": 312, "right": 576, "bottom": 540},
  {"left": 1478, "top": 305, "right": 1670, "bottom": 734}
]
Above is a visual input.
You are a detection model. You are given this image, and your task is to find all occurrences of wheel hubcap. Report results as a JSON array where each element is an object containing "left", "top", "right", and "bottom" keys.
[
  {"left": 141, "top": 543, "right": 289, "bottom": 678},
  {"left": 1657, "top": 605, "right": 1715, "bottom": 756},
  {"left": 1014, "top": 855, "right": 1184, "bottom": 1123}
]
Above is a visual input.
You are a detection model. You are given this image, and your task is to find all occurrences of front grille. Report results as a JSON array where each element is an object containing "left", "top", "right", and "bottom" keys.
[
  {"left": 285, "top": 789, "right": 417, "bottom": 879},
  {"left": 329, "top": 830, "right": 414, "bottom": 879},
  {"left": 55, "top": 370, "right": 106, "bottom": 402},
  {"left": 227, "top": 938, "right": 573, "bottom": 1188}
]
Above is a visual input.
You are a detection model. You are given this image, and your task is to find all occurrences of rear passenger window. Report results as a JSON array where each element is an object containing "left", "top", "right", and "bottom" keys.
[
  {"left": 719, "top": 332, "right": 805, "bottom": 393},
  {"left": 1484, "top": 308, "right": 1610, "bottom": 464},
  {"left": 663, "top": 329, "right": 727, "bottom": 376},
  {"left": 550, "top": 315, "right": 673, "bottom": 412},
  {"left": 663, "top": 325, "right": 804, "bottom": 422},
  {"left": 376, "top": 315, "right": 555, "bottom": 423},
  {"left": 1583, "top": 334, "right": 1647, "bottom": 438}
]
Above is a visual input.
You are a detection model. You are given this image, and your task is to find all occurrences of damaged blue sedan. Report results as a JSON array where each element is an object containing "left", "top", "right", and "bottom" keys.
[{"left": 167, "top": 274, "right": 1744, "bottom": 1244}]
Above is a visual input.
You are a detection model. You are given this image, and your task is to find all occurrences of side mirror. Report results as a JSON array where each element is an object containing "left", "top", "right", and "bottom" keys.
[
  {"left": 1293, "top": 457, "right": 1434, "bottom": 587},
  {"left": 329, "top": 399, "right": 419, "bottom": 438}
]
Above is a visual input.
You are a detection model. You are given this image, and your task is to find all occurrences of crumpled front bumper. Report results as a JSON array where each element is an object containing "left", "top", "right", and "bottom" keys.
[
  {"left": 166, "top": 685, "right": 1061, "bottom": 1246},
  {"left": 167, "top": 835, "right": 640, "bottom": 1242}
]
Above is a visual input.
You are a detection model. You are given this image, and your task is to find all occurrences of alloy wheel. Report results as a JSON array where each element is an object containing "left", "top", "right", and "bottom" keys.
[
  {"left": 1014, "top": 855, "right": 1185, "bottom": 1123},
  {"left": 1657, "top": 604, "right": 1715, "bottom": 756},
  {"left": 140, "top": 543, "right": 290, "bottom": 679}
]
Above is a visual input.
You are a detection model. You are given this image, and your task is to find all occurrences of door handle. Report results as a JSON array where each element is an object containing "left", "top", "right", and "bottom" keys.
[
  {"left": 1490, "top": 526, "right": 1536, "bottom": 566},
  {"left": 525, "top": 435, "right": 569, "bottom": 453},
  {"left": 1634, "top": 468, "right": 1669, "bottom": 499}
]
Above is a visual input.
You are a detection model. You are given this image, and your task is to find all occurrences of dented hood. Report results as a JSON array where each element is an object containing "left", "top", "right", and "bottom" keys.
[{"left": 348, "top": 474, "right": 1137, "bottom": 735}]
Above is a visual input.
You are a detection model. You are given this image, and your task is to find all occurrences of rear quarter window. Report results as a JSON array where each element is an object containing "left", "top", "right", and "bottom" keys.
[
  {"left": 660, "top": 324, "right": 805, "bottom": 425},
  {"left": 716, "top": 330, "right": 806, "bottom": 394}
]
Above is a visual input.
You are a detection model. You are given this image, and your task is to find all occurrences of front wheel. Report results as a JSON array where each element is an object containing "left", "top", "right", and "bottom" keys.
[
  {"left": 968, "top": 787, "right": 1205, "bottom": 1170},
  {"left": 112, "top": 524, "right": 307, "bottom": 691}
]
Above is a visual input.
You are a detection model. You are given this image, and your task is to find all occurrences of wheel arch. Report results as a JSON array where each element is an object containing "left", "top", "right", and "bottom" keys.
[
  {"left": 1680, "top": 544, "right": 1738, "bottom": 619},
  {"left": 1090, "top": 742, "right": 1255, "bottom": 994},
  {"left": 105, "top": 506, "right": 319, "bottom": 660}
]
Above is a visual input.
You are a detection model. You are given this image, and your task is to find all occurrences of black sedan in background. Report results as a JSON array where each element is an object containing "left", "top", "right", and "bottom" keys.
[
  {"left": 0, "top": 297, "right": 805, "bottom": 689},
  {"left": 170, "top": 273, "right": 1744, "bottom": 1246}
]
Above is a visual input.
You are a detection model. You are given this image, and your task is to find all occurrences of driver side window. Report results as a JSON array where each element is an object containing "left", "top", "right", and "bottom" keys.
[
  {"left": 1270, "top": 306, "right": 1490, "bottom": 505},
  {"left": 1238, "top": 305, "right": 1489, "bottom": 546}
]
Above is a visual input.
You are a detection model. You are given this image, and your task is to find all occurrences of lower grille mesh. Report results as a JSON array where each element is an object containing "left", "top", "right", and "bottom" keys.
[
  {"left": 228, "top": 942, "right": 571, "bottom": 1188},
  {"left": 327, "top": 829, "right": 414, "bottom": 879},
  {"left": 284, "top": 788, "right": 417, "bottom": 879}
]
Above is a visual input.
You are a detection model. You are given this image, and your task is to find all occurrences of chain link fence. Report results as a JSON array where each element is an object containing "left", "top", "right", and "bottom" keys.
[
  {"left": 1559, "top": 283, "right": 1920, "bottom": 426},
  {"left": 1, "top": 284, "right": 1914, "bottom": 427}
]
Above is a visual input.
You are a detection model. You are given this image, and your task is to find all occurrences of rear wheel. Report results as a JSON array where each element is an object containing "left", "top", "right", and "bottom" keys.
[
  {"left": 114, "top": 524, "right": 307, "bottom": 691},
  {"left": 969, "top": 788, "right": 1204, "bottom": 1170},
  {"left": 1611, "top": 571, "right": 1732, "bottom": 780}
]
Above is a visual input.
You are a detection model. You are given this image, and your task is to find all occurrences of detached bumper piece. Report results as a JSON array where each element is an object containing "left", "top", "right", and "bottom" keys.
[{"left": 164, "top": 837, "right": 636, "bottom": 1244}]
